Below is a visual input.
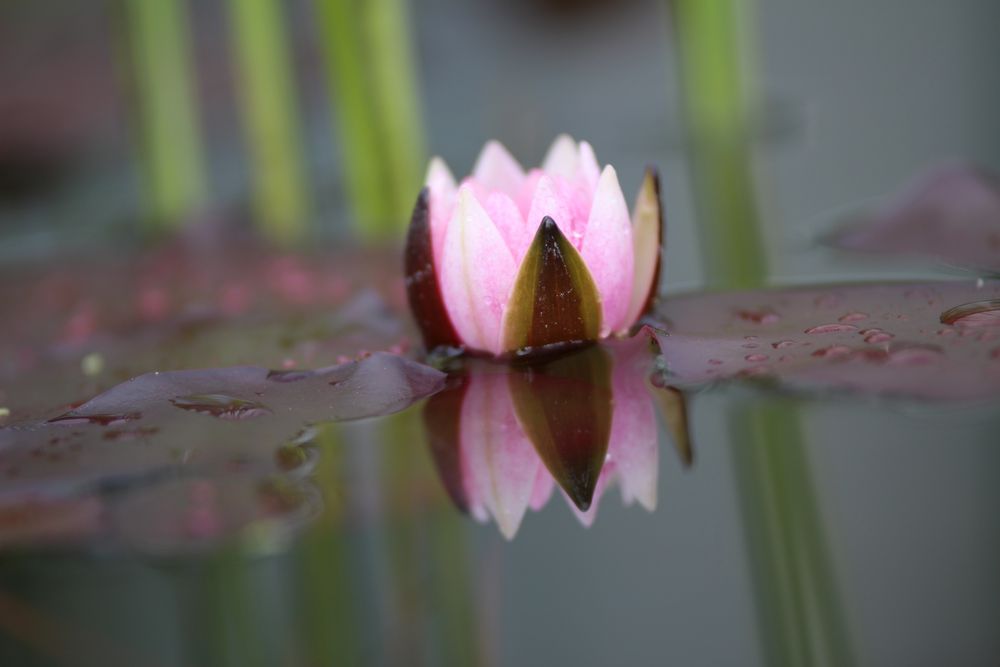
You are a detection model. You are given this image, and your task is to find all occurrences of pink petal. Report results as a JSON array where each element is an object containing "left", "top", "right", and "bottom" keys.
[
  {"left": 460, "top": 371, "right": 541, "bottom": 540},
  {"left": 425, "top": 157, "right": 457, "bottom": 266},
  {"left": 472, "top": 140, "right": 526, "bottom": 199},
  {"left": 516, "top": 169, "right": 545, "bottom": 219},
  {"left": 581, "top": 166, "right": 634, "bottom": 335},
  {"left": 608, "top": 349, "right": 658, "bottom": 511},
  {"left": 555, "top": 175, "right": 594, "bottom": 246},
  {"left": 541, "top": 134, "right": 578, "bottom": 180},
  {"left": 541, "top": 136, "right": 600, "bottom": 195},
  {"left": 528, "top": 466, "right": 555, "bottom": 511},
  {"left": 577, "top": 141, "right": 601, "bottom": 193},
  {"left": 526, "top": 174, "right": 574, "bottom": 237},
  {"left": 440, "top": 187, "right": 518, "bottom": 354},
  {"left": 485, "top": 191, "right": 531, "bottom": 264}
]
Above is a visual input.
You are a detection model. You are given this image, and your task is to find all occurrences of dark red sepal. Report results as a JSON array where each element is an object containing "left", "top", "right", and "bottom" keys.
[{"left": 404, "top": 188, "right": 462, "bottom": 350}]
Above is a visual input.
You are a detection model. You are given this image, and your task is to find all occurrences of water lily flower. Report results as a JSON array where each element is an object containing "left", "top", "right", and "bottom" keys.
[{"left": 405, "top": 136, "right": 663, "bottom": 356}]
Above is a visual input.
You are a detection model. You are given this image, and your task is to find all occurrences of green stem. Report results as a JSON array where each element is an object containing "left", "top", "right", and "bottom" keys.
[
  {"left": 315, "top": 0, "right": 426, "bottom": 241},
  {"left": 125, "top": 0, "right": 207, "bottom": 231},
  {"left": 227, "top": 0, "right": 310, "bottom": 245},
  {"left": 671, "top": 0, "right": 768, "bottom": 288}
]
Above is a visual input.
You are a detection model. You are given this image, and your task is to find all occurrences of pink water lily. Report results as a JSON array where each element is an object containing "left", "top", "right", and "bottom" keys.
[{"left": 405, "top": 136, "right": 663, "bottom": 356}]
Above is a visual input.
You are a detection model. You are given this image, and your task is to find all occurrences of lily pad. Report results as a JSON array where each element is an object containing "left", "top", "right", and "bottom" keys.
[
  {"left": 0, "top": 353, "right": 445, "bottom": 508},
  {"left": 653, "top": 280, "right": 1000, "bottom": 401}
]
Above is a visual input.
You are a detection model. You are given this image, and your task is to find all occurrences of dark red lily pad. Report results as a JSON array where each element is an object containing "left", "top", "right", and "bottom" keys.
[
  {"left": 653, "top": 281, "right": 1000, "bottom": 401},
  {"left": 0, "top": 353, "right": 445, "bottom": 504},
  {"left": 0, "top": 230, "right": 415, "bottom": 422}
]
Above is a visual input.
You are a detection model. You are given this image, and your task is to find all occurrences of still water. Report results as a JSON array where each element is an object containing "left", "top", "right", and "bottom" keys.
[{"left": 0, "top": 243, "right": 998, "bottom": 666}]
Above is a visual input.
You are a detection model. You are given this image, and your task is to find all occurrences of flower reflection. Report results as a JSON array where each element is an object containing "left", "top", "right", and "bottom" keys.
[{"left": 424, "top": 333, "right": 684, "bottom": 539}]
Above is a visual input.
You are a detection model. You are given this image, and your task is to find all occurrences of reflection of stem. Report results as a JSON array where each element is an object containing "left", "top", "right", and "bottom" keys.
[
  {"left": 380, "top": 409, "right": 479, "bottom": 665},
  {"left": 731, "top": 405, "right": 855, "bottom": 667},
  {"left": 227, "top": 0, "right": 309, "bottom": 245},
  {"left": 124, "top": 0, "right": 207, "bottom": 231},
  {"left": 296, "top": 423, "right": 365, "bottom": 665},
  {"left": 670, "top": 1, "right": 854, "bottom": 664},
  {"left": 315, "top": 0, "right": 426, "bottom": 241}
]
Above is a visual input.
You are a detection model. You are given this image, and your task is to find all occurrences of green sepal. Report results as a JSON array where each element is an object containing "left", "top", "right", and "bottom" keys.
[{"left": 501, "top": 217, "right": 602, "bottom": 354}]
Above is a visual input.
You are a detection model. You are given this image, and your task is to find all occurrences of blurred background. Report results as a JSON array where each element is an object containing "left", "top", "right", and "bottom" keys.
[
  {"left": 3, "top": 0, "right": 998, "bottom": 282},
  {"left": 3, "top": 1, "right": 1000, "bottom": 666}
]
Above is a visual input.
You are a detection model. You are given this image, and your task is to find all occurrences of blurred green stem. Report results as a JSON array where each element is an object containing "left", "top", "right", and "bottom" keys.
[
  {"left": 296, "top": 424, "right": 364, "bottom": 665},
  {"left": 381, "top": 409, "right": 478, "bottom": 665},
  {"left": 669, "top": 1, "right": 854, "bottom": 664},
  {"left": 671, "top": 0, "right": 768, "bottom": 288},
  {"left": 315, "top": 0, "right": 426, "bottom": 241},
  {"left": 228, "top": 0, "right": 309, "bottom": 245},
  {"left": 125, "top": 0, "right": 207, "bottom": 230},
  {"left": 731, "top": 405, "right": 855, "bottom": 667}
]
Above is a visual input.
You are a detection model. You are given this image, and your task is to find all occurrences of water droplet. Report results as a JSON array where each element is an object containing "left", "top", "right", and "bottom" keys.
[
  {"left": 811, "top": 345, "right": 852, "bottom": 359},
  {"left": 772, "top": 340, "right": 795, "bottom": 349},
  {"left": 744, "top": 354, "right": 769, "bottom": 362},
  {"left": 742, "top": 343, "right": 759, "bottom": 349},
  {"left": 864, "top": 331, "right": 894, "bottom": 344},
  {"left": 804, "top": 323, "right": 858, "bottom": 334},
  {"left": 170, "top": 395, "right": 272, "bottom": 420},
  {"left": 853, "top": 348, "right": 889, "bottom": 363},
  {"left": 838, "top": 312, "right": 868, "bottom": 323},
  {"left": 708, "top": 358, "right": 724, "bottom": 365},
  {"left": 940, "top": 299, "right": 1000, "bottom": 327},
  {"left": 736, "top": 309, "right": 780, "bottom": 324}
]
